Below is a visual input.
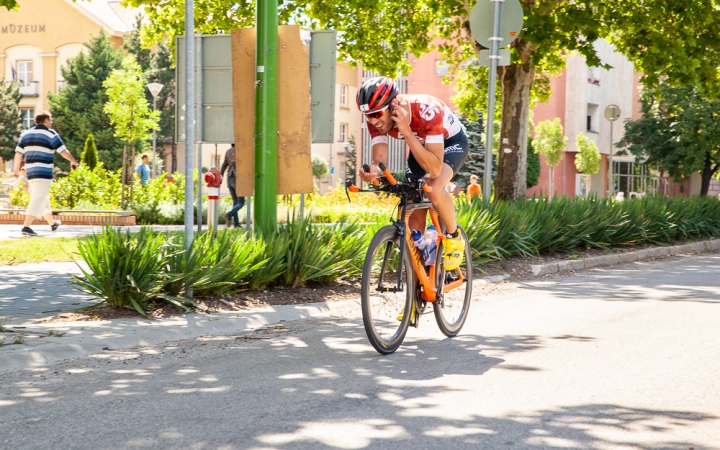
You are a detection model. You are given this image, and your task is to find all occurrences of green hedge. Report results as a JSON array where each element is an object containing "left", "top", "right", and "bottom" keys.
[
  {"left": 457, "top": 195, "right": 720, "bottom": 264},
  {"left": 72, "top": 196, "right": 720, "bottom": 313},
  {"left": 71, "top": 218, "right": 369, "bottom": 315}
]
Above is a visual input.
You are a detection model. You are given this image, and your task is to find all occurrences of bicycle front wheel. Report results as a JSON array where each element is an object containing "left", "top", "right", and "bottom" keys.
[
  {"left": 434, "top": 225, "right": 473, "bottom": 337},
  {"left": 361, "top": 226, "right": 414, "bottom": 355}
]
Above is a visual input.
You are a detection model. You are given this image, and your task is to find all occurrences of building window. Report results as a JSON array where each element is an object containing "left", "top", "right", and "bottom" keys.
[
  {"left": 17, "top": 61, "right": 33, "bottom": 86},
  {"left": 586, "top": 104, "right": 599, "bottom": 133},
  {"left": 20, "top": 108, "right": 35, "bottom": 129},
  {"left": 339, "top": 123, "right": 348, "bottom": 143},
  {"left": 340, "top": 85, "right": 348, "bottom": 107},
  {"left": 435, "top": 60, "right": 450, "bottom": 76},
  {"left": 587, "top": 66, "right": 600, "bottom": 84},
  {"left": 58, "top": 79, "right": 67, "bottom": 91}
]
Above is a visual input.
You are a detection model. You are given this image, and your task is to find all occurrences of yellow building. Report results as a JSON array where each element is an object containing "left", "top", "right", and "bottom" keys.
[{"left": 1, "top": 0, "right": 138, "bottom": 171}]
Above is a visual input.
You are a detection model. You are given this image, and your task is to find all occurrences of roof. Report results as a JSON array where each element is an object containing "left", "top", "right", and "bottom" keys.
[{"left": 68, "top": 0, "right": 143, "bottom": 35}]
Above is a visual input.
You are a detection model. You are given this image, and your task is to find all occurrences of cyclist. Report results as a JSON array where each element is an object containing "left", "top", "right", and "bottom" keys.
[{"left": 356, "top": 76, "right": 468, "bottom": 271}]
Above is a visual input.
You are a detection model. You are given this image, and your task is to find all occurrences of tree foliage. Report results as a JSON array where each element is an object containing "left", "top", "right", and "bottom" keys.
[
  {"left": 452, "top": 113, "right": 493, "bottom": 187},
  {"left": 127, "top": 0, "right": 720, "bottom": 199},
  {"left": 575, "top": 132, "right": 601, "bottom": 175},
  {"left": 535, "top": 119, "right": 567, "bottom": 199},
  {"left": 0, "top": 80, "right": 22, "bottom": 162},
  {"left": 618, "top": 82, "right": 720, "bottom": 196},
  {"left": 49, "top": 32, "right": 124, "bottom": 171},
  {"left": 535, "top": 119, "right": 566, "bottom": 167},
  {"left": 312, "top": 154, "right": 329, "bottom": 180},
  {"left": 526, "top": 138, "right": 540, "bottom": 189},
  {"left": 103, "top": 57, "right": 160, "bottom": 145},
  {"left": 345, "top": 134, "right": 358, "bottom": 183},
  {"left": 81, "top": 133, "right": 99, "bottom": 170},
  {"left": 0, "top": 0, "right": 18, "bottom": 11}
]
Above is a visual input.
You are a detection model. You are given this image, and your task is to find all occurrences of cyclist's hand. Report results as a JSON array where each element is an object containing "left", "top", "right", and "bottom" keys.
[
  {"left": 358, "top": 164, "right": 379, "bottom": 183},
  {"left": 391, "top": 103, "right": 411, "bottom": 135}
]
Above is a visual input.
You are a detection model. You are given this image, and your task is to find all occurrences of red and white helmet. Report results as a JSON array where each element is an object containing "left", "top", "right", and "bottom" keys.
[{"left": 356, "top": 76, "right": 399, "bottom": 114}]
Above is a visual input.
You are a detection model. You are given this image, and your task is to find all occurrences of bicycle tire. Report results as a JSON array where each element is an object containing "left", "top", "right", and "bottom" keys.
[
  {"left": 361, "top": 225, "right": 415, "bottom": 355},
  {"left": 433, "top": 225, "right": 473, "bottom": 337}
]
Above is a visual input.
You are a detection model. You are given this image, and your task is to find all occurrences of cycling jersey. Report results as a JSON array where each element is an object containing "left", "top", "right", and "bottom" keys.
[
  {"left": 367, "top": 94, "right": 468, "bottom": 178},
  {"left": 367, "top": 94, "right": 464, "bottom": 146}
]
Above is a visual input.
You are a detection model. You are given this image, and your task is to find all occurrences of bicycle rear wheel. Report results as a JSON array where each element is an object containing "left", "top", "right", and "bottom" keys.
[
  {"left": 434, "top": 225, "right": 473, "bottom": 337},
  {"left": 361, "top": 226, "right": 414, "bottom": 355}
]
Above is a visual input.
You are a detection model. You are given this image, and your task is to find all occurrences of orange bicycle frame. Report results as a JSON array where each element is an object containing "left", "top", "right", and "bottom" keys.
[{"left": 400, "top": 204, "right": 465, "bottom": 302}]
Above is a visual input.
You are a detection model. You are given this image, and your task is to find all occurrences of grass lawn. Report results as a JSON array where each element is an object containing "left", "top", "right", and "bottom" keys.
[{"left": 0, "top": 237, "right": 81, "bottom": 265}]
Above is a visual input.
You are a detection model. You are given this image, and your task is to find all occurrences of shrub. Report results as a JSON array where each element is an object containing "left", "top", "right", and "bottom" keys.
[{"left": 81, "top": 134, "right": 99, "bottom": 170}]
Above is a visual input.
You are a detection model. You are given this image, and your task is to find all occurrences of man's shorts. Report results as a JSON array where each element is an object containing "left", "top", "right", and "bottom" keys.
[{"left": 406, "top": 131, "right": 469, "bottom": 179}]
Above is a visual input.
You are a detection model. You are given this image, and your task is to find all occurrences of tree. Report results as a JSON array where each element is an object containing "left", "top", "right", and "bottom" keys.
[
  {"left": 124, "top": 15, "right": 153, "bottom": 75},
  {"left": 49, "top": 31, "right": 124, "bottom": 172},
  {"left": 0, "top": 81, "right": 22, "bottom": 162},
  {"left": 103, "top": 56, "right": 160, "bottom": 204},
  {"left": 575, "top": 132, "right": 601, "bottom": 195},
  {"left": 526, "top": 138, "right": 540, "bottom": 189},
  {"left": 312, "top": 154, "right": 329, "bottom": 183},
  {"left": 81, "top": 133, "right": 99, "bottom": 170},
  {"left": 534, "top": 119, "right": 567, "bottom": 200},
  {"left": 1, "top": 0, "right": 18, "bottom": 11},
  {"left": 452, "top": 113, "right": 493, "bottom": 188},
  {"left": 130, "top": 0, "right": 720, "bottom": 200},
  {"left": 618, "top": 83, "right": 720, "bottom": 196},
  {"left": 345, "top": 134, "right": 358, "bottom": 184}
]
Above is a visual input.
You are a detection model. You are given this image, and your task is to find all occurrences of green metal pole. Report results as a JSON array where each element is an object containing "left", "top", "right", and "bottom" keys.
[{"left": 254, "top": 0, "right": 279, "bottom": 228}]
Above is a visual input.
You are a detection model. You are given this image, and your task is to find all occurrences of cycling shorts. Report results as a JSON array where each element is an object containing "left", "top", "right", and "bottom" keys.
[{"left": 406, "top": 131, "right": 469, "bottom": 179}]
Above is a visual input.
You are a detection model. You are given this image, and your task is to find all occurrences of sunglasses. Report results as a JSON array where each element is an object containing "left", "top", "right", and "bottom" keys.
[{"left": 364, "top": 105, "right": 389, "bottom": 120}]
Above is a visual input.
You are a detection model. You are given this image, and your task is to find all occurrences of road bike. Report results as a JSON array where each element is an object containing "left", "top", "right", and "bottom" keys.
[{"left": 347, "top": 163, "right": 473, "bottom": 355}]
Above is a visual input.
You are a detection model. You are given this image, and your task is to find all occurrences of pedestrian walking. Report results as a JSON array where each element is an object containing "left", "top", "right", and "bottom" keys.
[
  {"left": 134, "top": 154, "right": 151, "bottom": 186},
  {"left": 221, "top": 144, "right": 244, "bottom": 227},
  {"left": 13, "top": 110, "right": 78, "bottom": 236}
]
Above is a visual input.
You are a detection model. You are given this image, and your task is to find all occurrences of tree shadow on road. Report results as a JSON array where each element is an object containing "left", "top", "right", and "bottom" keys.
[
  {"left": 521, "top": 253, "right": 720, "bottom": 305},
  {"left": 0, "top": 316, "right": 716, "bottom": 449}
]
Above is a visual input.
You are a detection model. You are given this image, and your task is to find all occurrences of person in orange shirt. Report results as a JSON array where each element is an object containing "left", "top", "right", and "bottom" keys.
[{"left": 467, "top": 174, "right": 482, "bottom": 199}]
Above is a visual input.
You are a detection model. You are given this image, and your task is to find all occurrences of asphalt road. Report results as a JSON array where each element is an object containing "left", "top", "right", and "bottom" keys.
[{"left": 1, "top": 253, "right": 719, "bottom": 449}]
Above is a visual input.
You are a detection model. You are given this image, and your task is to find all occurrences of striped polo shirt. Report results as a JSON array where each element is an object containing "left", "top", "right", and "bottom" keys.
[{"left": 15, "top": 125, "right": 67, "bottom": 180}]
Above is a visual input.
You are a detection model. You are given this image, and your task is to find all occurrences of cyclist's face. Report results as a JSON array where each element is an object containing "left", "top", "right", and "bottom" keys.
[{"left": 367, "top": 106, "right": 394, "bottom": 134}]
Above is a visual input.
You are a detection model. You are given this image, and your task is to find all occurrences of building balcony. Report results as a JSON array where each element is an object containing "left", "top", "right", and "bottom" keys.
[{"left": 19, "top": 81, "right": 39, "bottom": 97}]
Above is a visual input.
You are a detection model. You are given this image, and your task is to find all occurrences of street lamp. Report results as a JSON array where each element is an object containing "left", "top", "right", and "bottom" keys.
[{"left": 147, "top": 82, "right": 164, "bottom": 178}]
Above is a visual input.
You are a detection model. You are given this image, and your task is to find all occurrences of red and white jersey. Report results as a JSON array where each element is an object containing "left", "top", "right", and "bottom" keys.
[{"left": 367, "top": 94, "right": 464, "bottom": 146}]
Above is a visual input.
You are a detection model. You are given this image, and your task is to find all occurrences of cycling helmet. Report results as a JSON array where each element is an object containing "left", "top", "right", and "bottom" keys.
[{"left": 356, "top": 76, "right": 399, "bottom": 113}]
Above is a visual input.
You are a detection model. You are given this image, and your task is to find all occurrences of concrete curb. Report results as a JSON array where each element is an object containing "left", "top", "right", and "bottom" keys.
[
  {"left": 0, "top": 299, "right": 361, "bottom": 374},
  {"left": 530, "top": 238, "right": 720, "bottom": 276}
]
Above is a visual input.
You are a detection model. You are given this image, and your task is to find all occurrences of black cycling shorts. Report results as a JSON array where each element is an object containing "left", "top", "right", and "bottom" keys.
[{"left": 405, "top": 131, "right": 469, "bottom": 179}]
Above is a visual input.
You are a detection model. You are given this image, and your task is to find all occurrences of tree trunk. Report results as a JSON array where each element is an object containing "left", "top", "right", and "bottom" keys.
[
  {"left": 121, "top": 145, "right": 127, "bottom": 206},
  {"left": 586, "top": 175, "right": 592, "bottom": 197},
  {"left": 548, "top": 165, "right": 554, "bottom": 200},
  {"left": 171, "top": 137, "right": 177, "bottom": 174},
  {"left": 700, "top": 150, "right": 718, "bottom": 196},
  {"left": 129, "top": 143, "right": 136, "bottom": 204},
  {"left": 496, "top": 53, "right": 536, "bottom": 201}
]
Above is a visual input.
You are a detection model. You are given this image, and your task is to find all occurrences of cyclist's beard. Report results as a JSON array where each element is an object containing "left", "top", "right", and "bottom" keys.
[{"left": 375, "top": 121, "right": 393, "bottom": 134}]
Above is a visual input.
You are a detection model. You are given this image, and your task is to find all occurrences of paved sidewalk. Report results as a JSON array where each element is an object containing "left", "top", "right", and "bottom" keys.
[
  {"left": 0, "top": 262, "right": 95, "bottom": 322},
  {"left": 0, "top": 223, "right": 188, "bottom": 242}
]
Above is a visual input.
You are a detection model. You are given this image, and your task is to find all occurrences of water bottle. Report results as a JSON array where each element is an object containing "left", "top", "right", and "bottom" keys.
[
  {"left": 411, "top": 230, "right": 429, "bottom": 264},
  {"left": 424, "top": 225, "right": 438, "bottom": 267}
]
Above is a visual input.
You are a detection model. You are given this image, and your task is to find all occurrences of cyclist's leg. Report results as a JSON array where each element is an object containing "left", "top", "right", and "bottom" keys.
[{"left": 425, "top": 163, "right": 457, "bottom": 234}]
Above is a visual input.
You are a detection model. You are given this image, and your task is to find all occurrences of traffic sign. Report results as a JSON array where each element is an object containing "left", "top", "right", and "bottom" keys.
[
  {"left": 604, "top": 104, "right": 621, "bottom": 121},
  {"left": 470, "top": 0, "right": 524, "bottom": 49}
]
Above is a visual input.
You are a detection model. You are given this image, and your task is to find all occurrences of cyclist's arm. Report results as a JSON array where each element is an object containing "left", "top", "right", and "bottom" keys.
[
  {"left": 405, "top": 134, "right": 443, "bottom": 178},
  {"left": 391, "top": 103, "right": 443, "bottom": 178},
  {"left": 358, "top": 136, "right": 389, "bottom": 182}
]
